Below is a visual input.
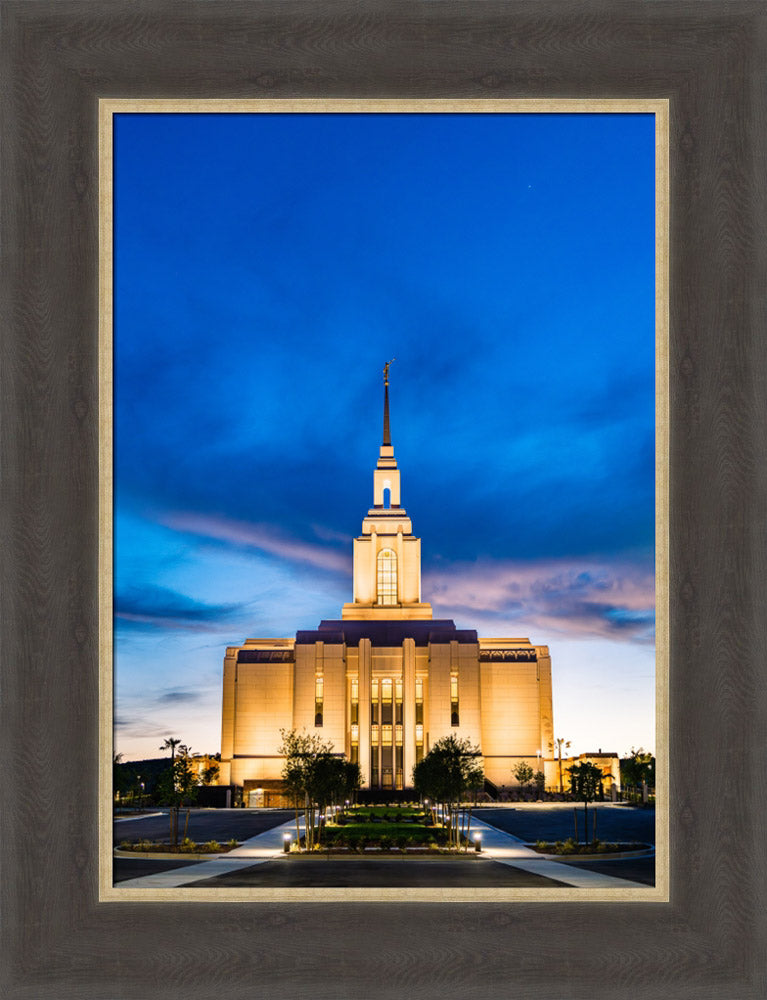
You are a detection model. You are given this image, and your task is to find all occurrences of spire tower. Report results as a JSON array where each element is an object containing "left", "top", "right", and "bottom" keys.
[
  {"left": 341, "top": 361, "right": 432, "bottom": 620},
  {"left": 382, "top": 358, "right": 394, "bottom": 446}
]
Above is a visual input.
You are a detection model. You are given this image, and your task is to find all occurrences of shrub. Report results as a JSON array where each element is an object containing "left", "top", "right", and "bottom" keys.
[
  {"left": 179, "top": 838, "right": 197, "bottom": 853},
  {"left": 227, "top": 838, "right": 239, "bottom": 848},
  {"left": 535, "top": 840, "right": 548, "bottom": 852},
  {"left": 119, "top": 840, "right": 131, "bottom": 850},
  {"left": 202, "top": 840, "right": 221, "bottom": 853},
  {"left": 378, "top": 835, "right": 391, "bottom": 851}
]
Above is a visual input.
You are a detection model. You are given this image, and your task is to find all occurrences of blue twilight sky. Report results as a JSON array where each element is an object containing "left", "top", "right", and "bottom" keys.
[{"left": 114, "top": 111, "right": 656, "bottom": 762}]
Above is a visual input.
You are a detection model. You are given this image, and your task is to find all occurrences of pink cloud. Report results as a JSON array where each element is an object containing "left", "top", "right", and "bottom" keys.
[
  {"left": 424, "top": 557, "right": 655, "bottom": 642},
  {"left": 161, "top": 511, "right": 352, "bottom": 575}
]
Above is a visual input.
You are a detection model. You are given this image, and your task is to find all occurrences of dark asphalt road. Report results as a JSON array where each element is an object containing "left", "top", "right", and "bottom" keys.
[
  {"left": 113, "top": 858, "right": 203, "bottom": 883},
  {"left": 557, "top": 856, "right": 655, "bottom": 886},
  {"left": 113, "top": 808, "right": 293, "bottom": 846},
  {"left": 185, "top": 856, "right": 570, "bottom": 888},
  {"left": 475, "top": 805, "right": 655, "bottom": 845}
]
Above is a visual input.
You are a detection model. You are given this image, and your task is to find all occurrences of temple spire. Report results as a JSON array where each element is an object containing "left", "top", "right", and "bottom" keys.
[{"left": 382, "top": 358, "right": 395, "bottom": 445}]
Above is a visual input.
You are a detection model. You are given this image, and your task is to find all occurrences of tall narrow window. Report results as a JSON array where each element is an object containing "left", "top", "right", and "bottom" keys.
[
  {"left": 415, "top": 678, "right": 424, "bottom": 726},
  {"left": 376, "top": 548, "right": 397, "bottom": 605},
  {"left": 350, "top": 677, "right": 359, "bottom": 725},
  {"left": 349, "top": 677, "right": 359, "bottom": 763},
  {"left": 450, "top": 672, "right": 459, "bottom": 727},
  {"left": 315, "top": 674, "right": 324, "bottom": 727}
]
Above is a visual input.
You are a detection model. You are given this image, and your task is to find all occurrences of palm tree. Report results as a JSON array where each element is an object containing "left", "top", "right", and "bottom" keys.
[
  {"left": 160, "top": 736, "right": 182, "bottom": 763},
  {"left": 549, "top": 737, "right": 571, "bottom": 793},
  {"left": 160, "top": 736, "right": 183, "bottom": 846}
]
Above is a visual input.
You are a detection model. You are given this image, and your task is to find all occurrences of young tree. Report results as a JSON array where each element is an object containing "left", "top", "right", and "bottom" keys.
[
  {"left": 512, "top": 761, "right": 534, "bottom": 789},
  {"left": 533, "top": 770, "right": 546, "bottom": 795},
  {"left": 567, "top": 761, "right": 602, "bottom": 843},
  {"left": 278, "top": 728, "right": 338, "bottom": 851},
  {"left": 620, "top": 747, "right": 655, "bottom": 799},
  {"left": 201, "top": 763, "right": 220, "bottom": 786},
  {"left": 413, "top": 735, "right": 483, "bottom": 850}
]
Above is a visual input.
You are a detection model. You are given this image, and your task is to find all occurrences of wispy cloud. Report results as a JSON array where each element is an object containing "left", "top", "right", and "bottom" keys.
[
  {"left": 115, "top": 584, "right": 247, "bottom": 633},
  {"left": 161, "top": 511, "right": 352, "bottom": 575},
  {"left": 425, "top": 557, "right": 655, "bottom": 643},
  {"left": 154, "top": 688, "right": 203, "bottom": 705}
]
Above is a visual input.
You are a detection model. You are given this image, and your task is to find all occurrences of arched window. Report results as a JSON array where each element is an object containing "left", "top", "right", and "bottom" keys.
[
  {"left": 376, "top": 548, "right": 397, "bottom": 605},
  {"left": 383, "top": 487, "right": 391, "bottom": 509}
]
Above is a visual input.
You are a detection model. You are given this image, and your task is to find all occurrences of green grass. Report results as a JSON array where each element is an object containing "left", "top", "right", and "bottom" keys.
[{"left": 324, "top": 822, "right": 444, "bottom": 846}]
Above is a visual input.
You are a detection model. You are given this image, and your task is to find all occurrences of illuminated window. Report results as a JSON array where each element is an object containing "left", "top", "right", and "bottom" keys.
[
  {"left": 382, "top": 724, "right": 393, "bottom": 745},
  {"left": 376, "top": 548, "right": 397, "bottom": 605},
  {"left": 415, "top": 724, "right": 424, "bottom": 744},
  {"left": 450, "top": 672, "right": 459, "bottom": 727},
  {"left": 395, "top": 725, "right": 403, "bottom": 746},
  {"left": 350, "top": 724, "right": 359, "bottom": 744},
  {"left": 371, "top": 679, "right": 379, "bottom": 725},
  {"left": 415, "top": 678, "right": 424, "bottom": 726},
  {"left": 371, "top": 724, "right": 379, "bottom": 744},
  {"left": 350, "top": 678, "right": 359, "bottom": 725},
  {"left": 315, "top": 675, "right": 324, "bottom": 727}
]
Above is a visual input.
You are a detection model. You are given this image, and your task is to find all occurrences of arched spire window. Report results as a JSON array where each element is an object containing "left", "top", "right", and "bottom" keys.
[{"left": 376, "top": 548, "right": 397, "bottom": 605}]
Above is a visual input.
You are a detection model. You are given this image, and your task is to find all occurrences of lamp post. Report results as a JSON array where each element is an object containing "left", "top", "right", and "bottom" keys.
[
  {"left": 473, "top": 832, "right": 482, "bottom": 853},
  {"left": 283, "top": 833, "right": 292, "bottom": 854},
  {"left": 136, "top": 775, "right": 141, "bottom": 811}
]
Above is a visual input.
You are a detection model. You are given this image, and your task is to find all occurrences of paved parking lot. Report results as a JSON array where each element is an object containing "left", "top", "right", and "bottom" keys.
[
  {"left": 114, "top": 808, "right": 293, "bottom": 846},
  {"left": 475, "top": 804, "right": 655, "bottom": 845}
]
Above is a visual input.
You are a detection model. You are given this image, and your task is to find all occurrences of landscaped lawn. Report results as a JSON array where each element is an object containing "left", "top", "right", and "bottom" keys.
[{"left": 312, "top": 805, "right": 473, "bottom": 851}]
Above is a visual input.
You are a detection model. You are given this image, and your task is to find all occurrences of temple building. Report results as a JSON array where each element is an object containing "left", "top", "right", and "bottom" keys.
[{"left": 219, "top": 365, "right": 562, "bottom": 804}]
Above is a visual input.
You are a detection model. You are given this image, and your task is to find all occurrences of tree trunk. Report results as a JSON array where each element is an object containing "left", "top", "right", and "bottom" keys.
[{"left": 465, "top": 805, "right": 473, "bottom": 853}]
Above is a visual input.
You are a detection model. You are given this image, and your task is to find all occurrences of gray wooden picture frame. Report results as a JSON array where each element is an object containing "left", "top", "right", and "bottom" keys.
[{"left": 2, "top": 2, "right": 765, "bottom": 998}]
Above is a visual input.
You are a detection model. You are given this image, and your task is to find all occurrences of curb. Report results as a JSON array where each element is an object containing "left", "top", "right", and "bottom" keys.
[{"left": 114, "top": 848, "right": 248, "bottom": 861}]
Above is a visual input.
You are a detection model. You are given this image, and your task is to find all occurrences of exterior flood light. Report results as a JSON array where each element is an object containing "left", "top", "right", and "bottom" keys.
[
  {"left": 473, "top": 832, "right": 482, "bottom": 853},
  {"left": 283, "top": 833, "right": 292, "bottom": 854}
]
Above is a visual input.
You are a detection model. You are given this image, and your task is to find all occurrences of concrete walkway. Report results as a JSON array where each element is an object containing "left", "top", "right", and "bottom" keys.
[{"left": 116, "top": 814, "right": 649, "bottom": 890}]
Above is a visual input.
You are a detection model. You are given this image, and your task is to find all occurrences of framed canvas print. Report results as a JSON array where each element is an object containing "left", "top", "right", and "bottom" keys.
[
  {"left": 2, "top": 3, "right": 765, "bottom": 999},
  {"left": 100, "top": 99, "right": 668, "bottom": 904}
]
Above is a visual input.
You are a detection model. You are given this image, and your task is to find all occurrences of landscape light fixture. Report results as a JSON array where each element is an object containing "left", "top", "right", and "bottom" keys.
[
  {"left": 473, "top": 832, "right": 482, "bottom": 853},
  {"left": 283, "top": 833, "right": 291, "bottom": 854}
]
